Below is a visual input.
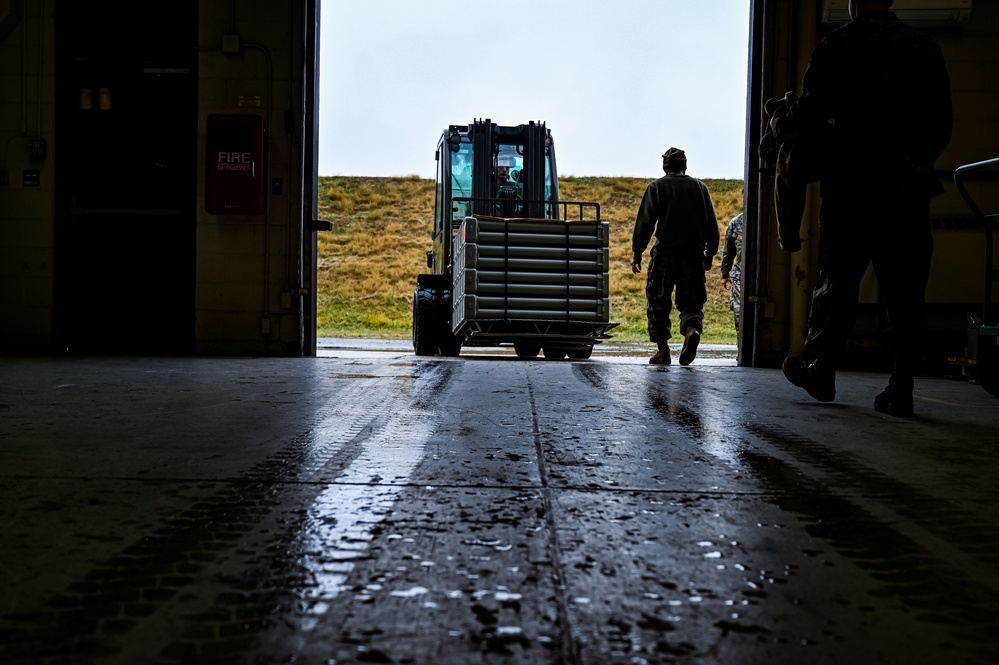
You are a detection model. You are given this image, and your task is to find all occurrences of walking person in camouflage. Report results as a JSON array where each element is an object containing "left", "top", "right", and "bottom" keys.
[
  {"left": 631, "top": 147, "right": 720, "bottom": 365},
  {"left": 780, "top": 0, "right": 952, "bottom": 415},
  {"left": 721, "top": 206, "right": 745, "bottom": 331}
]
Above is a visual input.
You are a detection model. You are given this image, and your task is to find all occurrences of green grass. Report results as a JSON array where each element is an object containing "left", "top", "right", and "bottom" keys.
[{"left": 317, "top": 175, "right": 743, "bottom": 345}]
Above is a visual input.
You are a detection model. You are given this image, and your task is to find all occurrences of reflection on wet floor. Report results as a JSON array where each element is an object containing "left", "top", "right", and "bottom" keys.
[
  {"left": 1, "top": 353, "right": 997, "bottom": 663},
  {"left": 295, "top": 409, "right": 436, "bottom": 612},
  {"left": 740, "top": 446, "right": 999, "bottom": 647},
  {"left": 319, "top": 337, "right": 739, "bottom": 365},
  {"left": 575, "top": 362, "right": 743, "bottom": 464}
]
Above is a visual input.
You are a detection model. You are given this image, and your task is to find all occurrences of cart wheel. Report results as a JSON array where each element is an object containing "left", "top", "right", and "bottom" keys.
[
  {"left": 412, "top": 286, "right": 439, "bottom": 356},
  {"left": 566, "top": 346, "right": 593, "bottom": 360},
  {"left": 542, "top": 347, "right": 567, "bottom": 360},
  {"left": 515, "top": 343, "right": 541, "bottom": 358},
  {"left": 978, "top": 346, "right": 999, "bottom": 397}
]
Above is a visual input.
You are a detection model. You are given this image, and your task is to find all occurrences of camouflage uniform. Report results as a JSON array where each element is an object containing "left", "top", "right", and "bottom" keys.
[
  {"left": 632, "top": 172, "right": 719, "bottom": 345},
  {"left": 720, "top": 212, "right": 744, "bottom": 329},
  {"left": 795, "top": 9, "right": 951, "bottom": 373}
]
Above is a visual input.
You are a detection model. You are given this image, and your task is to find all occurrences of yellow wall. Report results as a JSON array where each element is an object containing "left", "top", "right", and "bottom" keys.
[
  {"left": 0, "top": 0, "right": 55, "bottom": 351},
  {"left": 939, "top": 2, "right": 999, "bottom": 185},
  {"left": 195, "top": 0, "right": 307, "bottom": 355}
]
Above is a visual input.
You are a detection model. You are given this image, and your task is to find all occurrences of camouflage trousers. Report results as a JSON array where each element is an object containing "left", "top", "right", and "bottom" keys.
[
  {"left": 730, "top": 266, "right": 742, "bottom": 330},
  {"left": 646, "top": 244, "right": 706, "bottom": 345}
]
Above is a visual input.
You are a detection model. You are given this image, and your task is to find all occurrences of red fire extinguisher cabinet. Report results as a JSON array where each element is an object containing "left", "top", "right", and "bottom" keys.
[{"left": 205, "top": 114, "right": 266, "bottom": 215}]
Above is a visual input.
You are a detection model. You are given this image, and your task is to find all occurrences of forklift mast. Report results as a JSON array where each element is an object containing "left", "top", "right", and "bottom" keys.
[{"left": 464, "top": 119, "right": 559, "bottom": 219}]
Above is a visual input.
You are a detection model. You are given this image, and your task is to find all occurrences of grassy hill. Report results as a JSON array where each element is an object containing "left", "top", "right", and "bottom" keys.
[{"left": 317, "top": 175, "right": 744, "bottom": 346}]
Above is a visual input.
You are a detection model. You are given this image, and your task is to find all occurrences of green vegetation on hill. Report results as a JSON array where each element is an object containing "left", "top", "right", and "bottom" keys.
[{"left": 317, "top": 175, "right": 744, "bottom": 345}]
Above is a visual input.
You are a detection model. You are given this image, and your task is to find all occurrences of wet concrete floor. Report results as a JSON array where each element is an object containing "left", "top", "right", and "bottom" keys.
[{"left": 1, "top": 344, "right": 997, "bottom": 664}]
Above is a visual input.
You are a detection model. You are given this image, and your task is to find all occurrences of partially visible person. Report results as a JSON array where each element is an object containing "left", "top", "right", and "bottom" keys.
[
  {"left": 632, "top": 147, "right": 720, "bottom": 366},
  {"left": 721, "top": 206, "right": 745, "bottom": 331},
  {"left": 779, "top": 0, "right": 952, "bottom": 416}
]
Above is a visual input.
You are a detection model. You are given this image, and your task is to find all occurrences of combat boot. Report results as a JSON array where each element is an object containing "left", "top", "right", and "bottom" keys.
[
  {"left": 782, "top": 355, "right": 836, "bottom": 402},
  {"left": 649, "top": 347, "right": 671, "bottom": 365},
  {"left": 679, "top": 329, "right": 700, "bottom": 366},
  {"left": 874, "top": 373, "right": 914, "bottom": 417}
]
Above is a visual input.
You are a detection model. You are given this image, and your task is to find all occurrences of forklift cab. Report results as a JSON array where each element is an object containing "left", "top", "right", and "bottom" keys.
[{"left": 431, "top": 119, "right": 560, "bottom": 275}]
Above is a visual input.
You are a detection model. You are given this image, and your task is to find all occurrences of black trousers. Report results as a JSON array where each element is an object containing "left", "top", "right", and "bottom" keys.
[{"left": 805, "top": 187, "right": 934, "bottom": 374}]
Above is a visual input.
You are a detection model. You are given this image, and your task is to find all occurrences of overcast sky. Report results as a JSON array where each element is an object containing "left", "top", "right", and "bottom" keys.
[{"left": 319, "top": 1, "right": 751, "bottom": 180}]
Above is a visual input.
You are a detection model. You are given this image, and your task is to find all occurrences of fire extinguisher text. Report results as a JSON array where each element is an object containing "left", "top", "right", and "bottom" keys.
[{"left": 217, "top": 151, "right": 253, "bottom": 171}]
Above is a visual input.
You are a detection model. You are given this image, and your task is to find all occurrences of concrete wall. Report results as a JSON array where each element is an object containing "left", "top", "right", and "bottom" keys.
[{"left": 0, "top": 0, "right": 55, "bottom": 352}]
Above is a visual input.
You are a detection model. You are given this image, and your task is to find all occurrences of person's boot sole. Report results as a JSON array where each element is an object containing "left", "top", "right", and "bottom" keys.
[{"left": 679, "top": 332, "right": 700, "bottom": 366}]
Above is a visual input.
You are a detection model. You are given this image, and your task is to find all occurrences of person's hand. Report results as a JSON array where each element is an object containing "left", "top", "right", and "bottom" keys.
[
  {"left": 631, "top": 256, "right": 642, "bottom": 274},
  {"left": 723, "top": 277, "right": 733, "bottom": 291},
  {"left": 703, "top": 257, "right": 713, "bottom": 271}
]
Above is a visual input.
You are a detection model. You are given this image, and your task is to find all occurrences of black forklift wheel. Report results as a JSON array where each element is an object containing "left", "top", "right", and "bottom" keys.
[
  {"left": 566, "top": 346, "right": 593, "bottom": 360},
  {"left": 978, "top": 346, "right": 999, "bottom": 397},
  {"left": 412, "top": 286, "right": 439, "bottom": 356},
  {"left": 542, "top": 347, "right": 567, "bottom": 360}
]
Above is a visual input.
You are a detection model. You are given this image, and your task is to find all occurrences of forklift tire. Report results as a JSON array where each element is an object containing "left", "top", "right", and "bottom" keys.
[
  {"left": 566, "top": 346, "right": 593, "bottom": 360},
  {"left": 542, "top": 347, "right": 567, "bottom": 360},
  {"left": 978, "top": 346, "right": 999, "bottom": 397},
  {"left": 515, "top": 343, "right": 541, "bottom": 358},
  {"left": 412, "top": 286, "right": 439, "bottom": 356}
]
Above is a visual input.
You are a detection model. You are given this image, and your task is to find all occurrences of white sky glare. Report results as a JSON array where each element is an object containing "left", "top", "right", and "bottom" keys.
[{"left": 319, "top": 0, "right": 751, "bottom": 180}]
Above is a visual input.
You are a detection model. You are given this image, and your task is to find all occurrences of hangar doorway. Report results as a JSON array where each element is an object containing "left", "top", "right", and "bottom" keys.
[{"left": 313, "top": 4, "right": 751, "bottom": 357}]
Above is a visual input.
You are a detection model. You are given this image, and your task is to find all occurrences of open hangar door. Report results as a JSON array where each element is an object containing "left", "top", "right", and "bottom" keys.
[
  {"left": 740, "top": 0, "right": 996, "bottom": 373},
  {"left": 302, "top": 0, "right": 324, "bottom": 356}
]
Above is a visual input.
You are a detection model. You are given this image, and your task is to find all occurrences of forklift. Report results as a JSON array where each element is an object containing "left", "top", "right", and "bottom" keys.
[{"left": 412, "top": 119, "right": 617, "bottom": 359}]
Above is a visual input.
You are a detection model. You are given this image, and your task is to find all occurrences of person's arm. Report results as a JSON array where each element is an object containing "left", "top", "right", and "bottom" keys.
[
  {"left": 702, "top": 186, "right": 720, "bottom": 270},
  {"left": 631, "top": 184, "right": 658, "bottom": 273},
  {"left": 720, "top": 220, "right": 736, "bottom": 279}
]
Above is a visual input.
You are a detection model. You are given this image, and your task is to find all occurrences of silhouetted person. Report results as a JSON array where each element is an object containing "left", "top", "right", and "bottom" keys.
[
  {"left": 780, "top": 0, "right": 952, "bottom": 416},
  {"left": 632, "top": 147, "right": 720, "bottom": 365},
  {"left": 721, "top": 204, "right": 745, "bottom": 331}
]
